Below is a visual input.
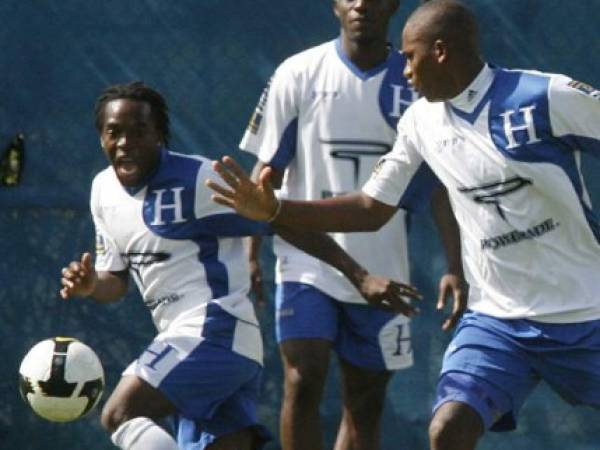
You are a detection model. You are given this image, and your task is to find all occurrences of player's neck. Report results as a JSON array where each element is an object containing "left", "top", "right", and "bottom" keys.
[
  {"left": 340, "top": 36, "right": 389, "bottom": 71},
  {"left": 455, "top": 58, "right": 486, "bottom": 96}
]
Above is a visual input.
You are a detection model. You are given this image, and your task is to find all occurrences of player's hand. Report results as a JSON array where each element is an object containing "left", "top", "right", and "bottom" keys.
[
  {"left": 207, "top": 156, "right": 280, "bottom": 222},
  {"left": 359, "top": 274, "right": 422, "bottom": 317},
  {"left": 436, "top": 273, "right": 468, "bottom": 331},
  {"left": 60, "top": 252, "right": 98, "bottom": 299}
]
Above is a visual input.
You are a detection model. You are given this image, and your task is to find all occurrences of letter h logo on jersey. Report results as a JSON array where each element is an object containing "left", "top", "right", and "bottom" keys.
[
  {"left": 388, "top": 84, "right": 419, "bottom": 118},
  {"left": 149, "top": 187, "right": 187, "bottom": 226},
  {"left": 499, "top": 104, "right": 541, "bottom": 150}
]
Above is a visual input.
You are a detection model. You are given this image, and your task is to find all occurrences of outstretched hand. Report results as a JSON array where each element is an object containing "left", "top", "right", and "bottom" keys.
[
  {"left": 359, "top": 274, "right": 422, "bottom": 317},
  {"left": 60, "top": 252, "right": 98, "bottom": 299},
  {"left": 437, "top": 273, "right": 468, "bottom": 331},
  {"left": 207, "top": 156, "right": 280, "bottom": 222}
]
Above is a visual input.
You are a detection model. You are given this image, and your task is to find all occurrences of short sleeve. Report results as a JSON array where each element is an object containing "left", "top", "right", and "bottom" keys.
[
  {"left": 90, "top": 176, "right": 127, "bottom": 272},
  {"left": 549, "top": 75, "right": 600, "bottom": 158},
  {"left": 239, "top": 58, "right": 300, "bottom": 170},
  {"left": 363, "top": 111, "right": 438, "bottom": 211}
]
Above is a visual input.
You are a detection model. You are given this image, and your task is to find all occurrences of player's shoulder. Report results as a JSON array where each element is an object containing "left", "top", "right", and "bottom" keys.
[
  {"left": 548, "top": 74, "right": 599, "bottom": 101},
  {"left": 165, "top": 149, "right": 208, "bottom": 164},
  {"left": 90, "top": 166, "right": 121, "bottom": 212},
  {"left": 91, "top": 166, "right": 117, "bottom": 191},
  {"left": 488, "top": 67, "right": 568, "bottom": 106},
  {"left": 500, "top": 67, "right": 598, "bottom": 101},
  {"left": 162, "top": 150, "right": 217, "bottom": 183},
  {"left": 495, "top": 67, "right": 568, "bottom": 90},
  {"left": 401, "top": 96, "right": 431, "bottom": 121},
  {"left": 276, "top": 40, "right": 334, "bottom": 76}
]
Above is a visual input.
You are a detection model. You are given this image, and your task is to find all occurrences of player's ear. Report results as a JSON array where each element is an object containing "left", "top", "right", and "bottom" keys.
[
  {"left": 332, "top": 0, "right": 341, "bottom": 19},
  {"left": 434, "top": 39, "right": 448, "bottom": 63}
]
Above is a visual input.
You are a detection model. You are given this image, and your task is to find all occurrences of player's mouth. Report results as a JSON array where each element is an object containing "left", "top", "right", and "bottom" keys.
[
  {"left": 114, "top": 156, "right": 140, "bottom": 184},
  {"left": 349, "top": 16, "right": 373, "bottom": 30}
]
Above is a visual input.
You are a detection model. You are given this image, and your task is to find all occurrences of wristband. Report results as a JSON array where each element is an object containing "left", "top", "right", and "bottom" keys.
[{"left": 267, "top": 198, "right": 282, "bottom": 223}]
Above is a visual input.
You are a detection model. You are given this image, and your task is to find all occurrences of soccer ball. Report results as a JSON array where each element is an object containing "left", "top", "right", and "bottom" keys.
[{"left": 19, "top": 337, "right": 105, "bottom": 422}]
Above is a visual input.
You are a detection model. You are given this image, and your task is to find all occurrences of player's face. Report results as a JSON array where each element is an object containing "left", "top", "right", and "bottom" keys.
[
  {"left": 99, "top": 99, "right": 163, "bottom": 187},
  {"left": 401, "top": 24, "right": 447, "bottom": 102},
  {"left": 334, "top": 0, "right": 399, "bottom": 43}
]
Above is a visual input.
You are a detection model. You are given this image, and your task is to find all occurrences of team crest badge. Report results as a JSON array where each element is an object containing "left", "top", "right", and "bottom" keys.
[{"left": 567, "top": 80, "right": 600, "bottom": 100}]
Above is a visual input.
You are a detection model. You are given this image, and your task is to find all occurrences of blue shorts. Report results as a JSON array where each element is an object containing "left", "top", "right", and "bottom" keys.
[
  {"left": 433, "top": 311, "right": 600, "bottom": 431},
  {"left": 275, "top": 282, "right": 413, "bottom": 371},
  {"left": 124, "top": 304, "right": 270, "bottom": 449}
]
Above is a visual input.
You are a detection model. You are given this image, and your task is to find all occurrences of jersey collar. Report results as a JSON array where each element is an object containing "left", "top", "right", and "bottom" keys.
[
  {"left": 334, "top": 37, "right": 393, "bottom": 81},
  {"left": 449, "top": 64, "right": 495, "bottom": 114}
]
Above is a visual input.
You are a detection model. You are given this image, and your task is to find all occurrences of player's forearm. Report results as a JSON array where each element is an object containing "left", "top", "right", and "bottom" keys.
[
  {"left": 274, "top": 193, "right": 389, "bottom": 232},
  {"left": 273, "top": 225, "right": 368, "bottom": 289},
  {"left": 247, "top": 235, "right": 263, "bottom": 262},
  {"left": 432, "top": 188, "right": 463, "bottom": 276},
  {"left": 89, "top": 271, "right": 129, "bottom": 304}
]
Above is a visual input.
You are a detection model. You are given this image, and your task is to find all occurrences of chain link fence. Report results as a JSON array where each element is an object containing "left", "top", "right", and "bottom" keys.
[{"left": 1, "top": 1, "right": 598, "bottom": 449}]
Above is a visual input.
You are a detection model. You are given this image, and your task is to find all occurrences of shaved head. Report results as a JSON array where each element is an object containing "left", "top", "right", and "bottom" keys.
[
  {"left": 405, "top": 0, "right": 480, "bottom": 56},
  {"left": 401, "top": 0, "right": 484, "bottom": 101}
]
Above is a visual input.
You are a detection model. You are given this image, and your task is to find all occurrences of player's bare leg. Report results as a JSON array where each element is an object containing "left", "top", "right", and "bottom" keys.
[
  {"left": 101, "top": 375, "right": 177, "bottom": 432},
  {"left": 334, "top": 359, "right": 391, "bottom": 450},
  {"left": 279, "top": 339, "right": 331, "bottom": 450},
  {"left": 101, "top": 375, "right": 178, "bottom": 449},
  {"left": 429, "top": 401, "right": 483, "bottom": 450},
  {"left": 207, "top": 428, "right": 258, "bottom": 450}
]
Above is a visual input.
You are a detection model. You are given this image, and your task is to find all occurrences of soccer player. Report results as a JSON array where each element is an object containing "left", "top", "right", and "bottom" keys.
[
  {"left": 207, "top": 1, "right": 600, "bottom": 449},
  {"left": 238, "top": 1, "right": 465, "bottom": 449},
  {"left": 59, "top": 81, "right": 422, "bottom": 450}
]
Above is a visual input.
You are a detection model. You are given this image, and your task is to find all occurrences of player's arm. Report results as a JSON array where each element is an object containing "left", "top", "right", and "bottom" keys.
[
  {"left": 246, "top": 161, "right": 285, "bottom": 306},
  {"left": 273, "top": 223, "right": 421, "bottom": 315},
  {"left": 431, "top": 187, "right": 467, "bottom": 331},
  {"left": 208, "top": 156, "right": 396, "bottom": 232},
  {"left": 60, "top": 252, "right": 128, "bottom": 304},
  {"left": 242, "top": 160, "right": 419, "bottom": 312}
]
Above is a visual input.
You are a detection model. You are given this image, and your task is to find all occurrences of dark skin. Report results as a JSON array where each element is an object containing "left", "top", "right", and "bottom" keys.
[
  {"left": 60, "top": 95, "right": 425, "bottom": 447},
  {"left": 242, "top": 2, "right": 464, "bottom": 450},
  {"left": 209, "top": 156, "right": 465, "bottom": 329},
  {"left": 248, "top": 0, "right": 401, "bottom": 306},
  {"left": 209, "top": 1, "right": 486, "bottom": 449},
  {"left": 333, "top": 0, "right": 399, "bottom": 70},
  {"left": 59, "top": 98, "right": 259, "bottom": 450},
  {"left": 401, "top": 3, "right": 484, "bottom": 449}
]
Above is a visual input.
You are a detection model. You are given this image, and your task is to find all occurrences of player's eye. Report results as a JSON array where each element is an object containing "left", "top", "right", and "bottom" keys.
[{"left": 134, "top": 125, "right": 147, "bottom": 137}]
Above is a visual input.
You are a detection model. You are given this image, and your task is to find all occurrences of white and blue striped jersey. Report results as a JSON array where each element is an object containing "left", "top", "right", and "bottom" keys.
[
  {"left": 240, "top": 38, "right": 428, "bottom": 304},
  {"left": 91, "top": 150, "right": 270, "bottom": 362},
  {"left": 364, "top": 65, "right": 600, "bottom": 323}
]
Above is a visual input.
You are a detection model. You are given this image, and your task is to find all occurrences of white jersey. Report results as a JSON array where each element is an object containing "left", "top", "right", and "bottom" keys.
[
  {"left": 91, "top": 150, "right": 270, "bottom": 363},
  {"left": 364, "top": 65, "right": 600, "bottom": 323},
  {"left": 240, "top": 38, "right": 424, "bottom": 304}
]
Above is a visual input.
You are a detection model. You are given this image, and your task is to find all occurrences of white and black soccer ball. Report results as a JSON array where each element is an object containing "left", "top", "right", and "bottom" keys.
[{"left": 19, "top": 337, "right": 105, "bottom": 422}]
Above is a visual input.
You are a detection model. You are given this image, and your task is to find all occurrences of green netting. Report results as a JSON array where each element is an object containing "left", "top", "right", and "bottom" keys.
[{"left": 1, "top": 1, "right": 599, "bottom": 449}]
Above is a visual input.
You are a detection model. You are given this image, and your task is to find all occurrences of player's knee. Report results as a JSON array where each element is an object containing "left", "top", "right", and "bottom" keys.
[
  {"left": 429, "top": 402, "right": 482, "bottom": 450},
  {"left": 284, "top": 364, "right": 327, "bottom": 405},
  {"left": 345, "top": 389, "right": 384, "bottom": 421},
  {"left": 101, "top": 400, "right": 133, "bottom": 434},
  {"left": 342, "top": 367, "right": 390, "bottom": 418},
  {"left": 429, "top": 412, "right": 451, "bottom": 449}
]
